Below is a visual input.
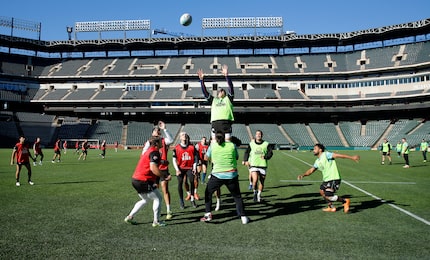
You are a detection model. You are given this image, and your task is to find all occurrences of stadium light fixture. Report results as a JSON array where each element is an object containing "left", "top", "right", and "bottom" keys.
[
  {"left": 66, "top": 26, "right": 73, "bottom": 40},
  {"left": 202, "top": 17, "right": 283, "bottom": 29},
  {"left": 201, "top": 16, "right": 283, "bottom": 37}
]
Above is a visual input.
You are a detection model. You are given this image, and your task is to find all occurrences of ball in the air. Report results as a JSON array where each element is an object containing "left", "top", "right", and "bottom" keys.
[{"left": 180, "top": 13, "right": 192, "bottom": 26}]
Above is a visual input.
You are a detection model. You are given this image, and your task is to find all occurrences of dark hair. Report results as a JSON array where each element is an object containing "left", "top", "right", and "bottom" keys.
[
  {"left": 314, "top": 143, "right": 325, "bottom": 152},
  {"left": 148, "top": 136, "right": 161, "bottom": 147},
  {"left": 215, "top": 131, "right": 225, "bottom": 145},
  {"left": 230, "top": 136, "right": 242, "bottom": 147}
]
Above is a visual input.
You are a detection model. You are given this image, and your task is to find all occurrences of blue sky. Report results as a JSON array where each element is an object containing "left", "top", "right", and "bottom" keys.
[{"left": 2, "top": 0, "right": 430, "bottom": 40}]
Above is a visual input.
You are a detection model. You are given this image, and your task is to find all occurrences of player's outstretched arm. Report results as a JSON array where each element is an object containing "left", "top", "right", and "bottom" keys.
[
  {"left": 198, "top": 69, "right": 210, "bottom": 99},
  {"left": 297, "top": 167, "right": 316, "bottom": 180},
  {"left": 332, "top": 153, "right": 360, "bottom": 162}
]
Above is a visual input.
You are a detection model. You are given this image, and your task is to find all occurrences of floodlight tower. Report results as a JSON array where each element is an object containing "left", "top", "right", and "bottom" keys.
[{"left": 66, "top": 26, "right": 73, "bottom": 40}]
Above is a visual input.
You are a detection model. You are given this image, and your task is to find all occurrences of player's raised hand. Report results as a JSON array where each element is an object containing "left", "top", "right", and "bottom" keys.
[
  {"left": 221, "top": 64, "right": 228, "bottom": 76},
  {"left": 197, "top": 69, "right": 204, "bottom": 80},
  {"left": 158, "top": 121, "right": 165, "bottom": 130}
]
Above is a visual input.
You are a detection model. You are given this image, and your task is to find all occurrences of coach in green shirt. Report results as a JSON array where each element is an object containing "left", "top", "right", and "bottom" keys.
[{"left": 420, "top": 139, "right": 428, "bottom": 162}]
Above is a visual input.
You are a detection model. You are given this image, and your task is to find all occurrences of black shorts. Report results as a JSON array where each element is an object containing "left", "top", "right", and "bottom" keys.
[
  {"left": 54, "top": 150, "right": 61, "bottom": 155},
  {"left": 211, "top": 120, "right": 232, "bottom": 135},
  {"left": 132, "top": 178, "right": 155, "bottom": 194},
  {"left": 382, "top": 152, "right": 390, "bottom": 156},
  {"left": 320, "top": 179, "right": 341, "bottom": 192},
  {"left": 157, "top": 169, "right": 170, "bottom": 183},
  {"left": 197, "top": 160, "right": 208, "bottom": 166}
]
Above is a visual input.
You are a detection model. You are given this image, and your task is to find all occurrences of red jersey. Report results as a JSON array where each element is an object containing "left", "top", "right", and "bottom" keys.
[
  {"left": 75, "top": 141, "right": 79, "bottom": 149},
  {"left": 33, "top": 141, "right": 42, "bottom": 154},
  {"left": 101, "top": 142, "right": 106, "bottom": 151},
  {"left": 81, "top": 142, "right": 89, "bottom": 151},
  {"left": 14, "top": 142, "right": 31, "bottom": 163},
  {"left": 159, "top": 138, "right": 169, "bottom": 171},
  {"left": 63, "top": 141, "right": 68, "bottom": 149},
  {"left": 132, "top": 146, "right": 160, "bottom": 182},
  {"left": 54, "top": 140, "right": 61, "bottom": 152},
  {"left": 173, "top": 144, "right": 196, "bottom": 170},
  {"left": 196, "top": 142, "right": 209, "bottom": 161}
]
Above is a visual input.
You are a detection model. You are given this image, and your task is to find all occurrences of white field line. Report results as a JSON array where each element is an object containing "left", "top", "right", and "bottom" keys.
[
  {"left": 281, "top": 180, "right": 416, "bottom": 185},
  {"left": 281, "top": 152, "right": 430, "bottom": 226}
]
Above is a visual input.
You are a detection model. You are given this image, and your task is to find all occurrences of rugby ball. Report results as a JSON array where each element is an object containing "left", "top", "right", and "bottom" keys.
[{"left": 180, "top": 13, "right": 192, "bottom": 26}]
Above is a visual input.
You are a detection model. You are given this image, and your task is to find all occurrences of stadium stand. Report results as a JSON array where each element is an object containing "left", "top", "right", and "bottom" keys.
[
  {"left": 40, "top": 88, "right": 68, "bottom": 100},
  {"left": 189, "top": 56, "right": 214, "bottom": 75},
  {"left": 232, "top": 124, "right": 251, "bottom": 144},
  {"left": 273, "top": 56, "right": 301, "bottom": 73},
  {"left": 217, "top": 57, "right": 242, "bottom": 74},
  {"left": 125, "top": 121, "right": 154, "bottom": 146},
  {"left": 86, "top": 120, "right": 123, "bottom": 144},
  {"left": 92, "top": 87, "right": 124, "bottom": 100},
  {"left": 185, "top": 87, "right": 205, "bottom": 99},
  {"left": 79, "top": 58, "right": 115, "bottom": 76},
  {"left": 153, "top": 86, "right": 183, "bottom": 99},
  {"left": 247, "top": 87, "right": 277, "bottom": 99},
  {"left": 104, "top": 58, "right": 132, "bottom": 76},
  {"left": 277, "top": 88, "right": 305, "bottom": 99},
  {"left": 16, "top": 112, "right": 56, "bottom": 146},
  {"left": 64, "top": 88, "right": 97, "bottom": 100},
  {"left": 162, "top": 57, "right": 189, "bottom": 75},
  {"left": 181, "top": 123, "right": 212, "bottom": 143},
  {"left": 249, "top": 124, "right": 288, "bottom": 144},
  {"left": 281, "top": 124, "right": 315, "bottom": 147},
  {"left": 57, "top": 117, "right": 92, "bottom": 141},
  {"left": 122, "top": 89, "right": 153, "bottom": 100},
  {"left": 308, "top": 123, "right": 344, "bottom": 147}
]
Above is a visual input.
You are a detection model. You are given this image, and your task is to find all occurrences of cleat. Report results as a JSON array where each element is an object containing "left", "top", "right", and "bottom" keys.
[
  {"left": 253, "top": 192, "right": 258, "bottom": 202},
  {"left": 152, "top": 221, "right": 167, "bottom": 227},
  {"left": 28, "top": 181, "right": 34, "bottom": 186},
  {"left": 248, "top": 184, "right": 253, "bottom": 190},
  {"left": 257, "top": 195, "right": 261, "bottom": 203},
  {"left": 200, "top": 213, "right": 212, "bottom": 222},
  {"left": 381, "top": 161, "right": 384, "bottom": 165},
  {"left": 194, "top": 193, "right": 200, "bottom": 200},
  {"left": 322, "top": 206, "right": 337, "bottom": 212},
  {"left": 343, "top": 198, "right": 350, "bottom": 213},
  {"left": 241, "top": 216, "right": 249, "bottom": 224},
  {"left": 185, "top": 194, "right": 191, "bottom": 201},
  {"left": 179, "top": 200, "right": 185, "bottom": 209},
  {"left": 191, "top": 200, "right": 197, "bottom": 208},
  {"left": 124, "top": 216, "right": 137, "bottom": 225},
  {"left": 403, "top": 165, "right": 410, "bottom": 168},
  {"left": 16, "top": 182, "right": 21, "bottom": 187},
  {"left": 51, "top": 160, "right": 55, "bottom": 163},
  {"left": 33, "top": 162, "right": 37, "bottom": 166},
  {"left": 39, "top": 161, "right": 43, "bottom": 165},
  {"left": 166, "top": 211, "right": 173, "bottom": 220}
]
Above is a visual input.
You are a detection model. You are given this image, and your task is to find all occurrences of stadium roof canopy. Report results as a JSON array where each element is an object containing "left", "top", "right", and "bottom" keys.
[{"left": 0, "top": 18, "right": 429, "bottom": 54}]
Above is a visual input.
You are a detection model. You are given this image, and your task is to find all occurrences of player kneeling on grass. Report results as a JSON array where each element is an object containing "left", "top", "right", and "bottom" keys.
[
  {"left": 297, "top": 143, "right": 360, "bottom": 213},
  {"left": 124, "top": 136, "right": 171, "bottom": 227}
]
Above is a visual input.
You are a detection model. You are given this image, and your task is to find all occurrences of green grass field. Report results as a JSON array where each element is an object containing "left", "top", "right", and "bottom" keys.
[{"left": 1, "top": 148, "right": 429, "bottom": 259}]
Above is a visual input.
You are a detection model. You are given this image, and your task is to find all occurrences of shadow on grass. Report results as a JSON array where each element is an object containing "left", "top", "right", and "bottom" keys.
[{"left": 349, "top": 198, "right": 398, "bottom": 213}]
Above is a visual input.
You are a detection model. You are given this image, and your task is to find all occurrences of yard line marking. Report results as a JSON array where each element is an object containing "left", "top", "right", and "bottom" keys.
[
  {"left": 281, "top": 151, "right": 430, "bottom": 226},
  {"left": 280, "top": 180, "right": 416, "bottom": 185}
]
